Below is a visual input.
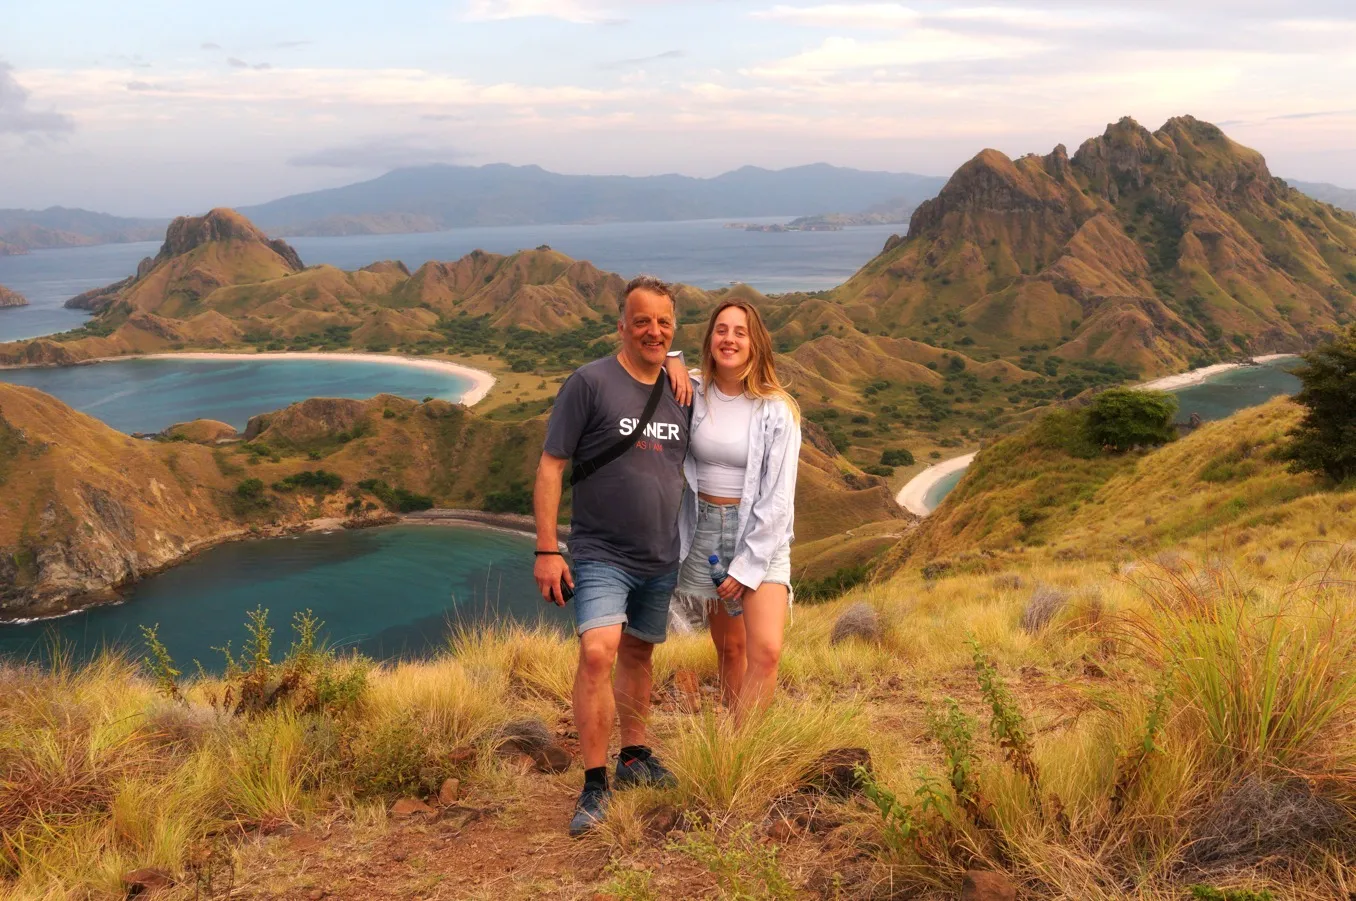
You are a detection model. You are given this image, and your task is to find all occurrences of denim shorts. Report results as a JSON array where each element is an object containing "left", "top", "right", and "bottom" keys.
[
  {"left": 675, "top": 499, "right": 791, "bottom": 618},
  {"left": 572, "top": 560, "right": 677, "bottom": 644}
]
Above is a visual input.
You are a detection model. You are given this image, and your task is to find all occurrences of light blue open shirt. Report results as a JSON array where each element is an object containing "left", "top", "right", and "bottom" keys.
[{"left": 678, "top": 375, "right": 801, "bottom": 590}]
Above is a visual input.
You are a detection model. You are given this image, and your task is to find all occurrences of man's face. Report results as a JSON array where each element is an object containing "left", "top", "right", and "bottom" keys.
[{"left": 618, "top": 288, "right": 676, "bottom": 368}]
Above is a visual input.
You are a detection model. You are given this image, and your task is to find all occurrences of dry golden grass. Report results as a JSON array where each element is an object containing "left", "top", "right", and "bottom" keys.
[{"left": 4, "top": 515, "right": 1356, "bottom": 898}]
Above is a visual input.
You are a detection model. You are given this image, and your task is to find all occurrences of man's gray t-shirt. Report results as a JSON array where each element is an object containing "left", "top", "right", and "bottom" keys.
[{"left": 543, "top": 356, "right": 689, "bottom": 576}]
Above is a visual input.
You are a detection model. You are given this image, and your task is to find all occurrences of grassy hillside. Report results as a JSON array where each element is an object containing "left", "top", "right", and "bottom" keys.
[
  {"left": 3, "top": 487, "right": 1352, "bottom": 898},
  {"left": 887, "top": 396, "right": 1343, "bottom": 588}
]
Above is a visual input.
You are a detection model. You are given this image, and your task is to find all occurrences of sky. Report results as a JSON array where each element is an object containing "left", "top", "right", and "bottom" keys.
[{"left": 2, "top": 0, "right": 1354, "bottom": 216}]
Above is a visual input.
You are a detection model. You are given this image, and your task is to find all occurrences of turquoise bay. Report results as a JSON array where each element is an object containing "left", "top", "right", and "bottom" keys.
[
  {"left": 0, "top": 355, "right": 475, "bottom": 433},
  {"left": 0, "top": 525, "right": 566, "bottom": 669}
]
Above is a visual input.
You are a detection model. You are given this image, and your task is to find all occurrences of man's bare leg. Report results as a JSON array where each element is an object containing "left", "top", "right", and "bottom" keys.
[
  {"left": 575, "top": 625, "right": 623, "bottom": 768},
  {"left": 614, "top": 632, "right": 655, "bottom": 747}
]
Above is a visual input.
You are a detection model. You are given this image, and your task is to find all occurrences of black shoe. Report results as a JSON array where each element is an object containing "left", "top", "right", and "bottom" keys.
[
  {"left": 615, "top": 753, "right": 678, "bottom": 789},
  {"left": 569, "top": 785, "right": 610, "bottom": 837}
]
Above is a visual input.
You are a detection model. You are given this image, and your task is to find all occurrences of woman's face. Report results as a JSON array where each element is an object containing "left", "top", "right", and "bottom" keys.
[{"left": 710, "top": 306, "right": 752, "bottom": 376}]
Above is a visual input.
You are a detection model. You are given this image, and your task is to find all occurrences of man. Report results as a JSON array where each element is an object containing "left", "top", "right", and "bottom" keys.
[{"left": 533, "top": 275, "right": 690, "bottom": 836}]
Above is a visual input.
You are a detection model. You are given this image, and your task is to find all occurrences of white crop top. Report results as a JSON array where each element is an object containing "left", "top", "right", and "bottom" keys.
[{"left": 692, "top": 386, "right": 755, "bottom": 498}]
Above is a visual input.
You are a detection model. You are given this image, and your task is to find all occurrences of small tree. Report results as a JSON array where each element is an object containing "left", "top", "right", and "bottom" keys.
[
  {"left": 1085, "top": 388, "right": 1178, "bottom": 452},
  {"left": 1284, "top": 326, "right": 1356, "bottom": 482}
]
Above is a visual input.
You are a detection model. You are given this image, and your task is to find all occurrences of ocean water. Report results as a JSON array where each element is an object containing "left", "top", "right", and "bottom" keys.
[
  {"left": 0, "top": 218, "right": 899, "bottom": 343},
  {"left": 0, "top": 525, "right": 565, "bottom": 669},
  {"left": 924, "top": 357, "right": 1303, "bottom": 512},
  {"left": 0, "top": 356, "right": 473, "bottom": 433}
]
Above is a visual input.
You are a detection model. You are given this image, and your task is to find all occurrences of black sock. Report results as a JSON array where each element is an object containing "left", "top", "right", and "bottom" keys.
[
  {"left": 584, "top": 767, "right": 608, "bottom": 791},
  {"left": 619, "top": 745, "right": 652, "bottom": 764}
]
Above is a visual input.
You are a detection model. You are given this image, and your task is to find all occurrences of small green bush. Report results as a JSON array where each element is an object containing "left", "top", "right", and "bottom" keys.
[
  {"left": 1084, "top": 388, "right": 1178, "bottom": 452},
  {"left": 881, "top": 448, "right": 915, "bottom": 467},
  {"left": 272, "top": 470, "right": 344, "bottom": 492}
]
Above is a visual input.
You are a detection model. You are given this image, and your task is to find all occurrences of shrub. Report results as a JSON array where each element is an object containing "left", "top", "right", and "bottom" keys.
[
  {"left": 1085, "top": 388, "right": 1178, "bottom": 452},
  {"left": 484, "top": 481, "right": 532, "bottom": 514},
  {"left": 863, "top": 464, "right": 894, "bottom": 477},
  {"left": 272, "top": 470, "right": 343, "bottom": 492},
  {"left": 881, "top": 448, "right": 915, "bottom": 467},
  {"left": 356, "top": 478, "right": 434, "bottom": 513},
  {"left": 1283, "top": 326, "right": 1356, "bottom": 482}
]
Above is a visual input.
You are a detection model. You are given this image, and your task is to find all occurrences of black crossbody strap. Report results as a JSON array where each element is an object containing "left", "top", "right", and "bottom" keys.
[{"left": 570, "top": 374, "right": 667, "bottom": 486}]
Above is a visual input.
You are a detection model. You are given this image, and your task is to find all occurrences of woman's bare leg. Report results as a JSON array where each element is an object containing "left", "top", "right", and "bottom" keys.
[
  {"left": 735, "top": 583, "right": 788, "bottom": 720},
  {"left": 709, "top": 607, "right": 747, "bottom": 709}
]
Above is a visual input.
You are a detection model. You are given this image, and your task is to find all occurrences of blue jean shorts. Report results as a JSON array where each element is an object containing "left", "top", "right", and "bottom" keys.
[
  {"left": 675, "top": 500, "right": 791, "bottom": 618},
  {"left": 572, "top": 560, "right": 677, "bottom": 644}
]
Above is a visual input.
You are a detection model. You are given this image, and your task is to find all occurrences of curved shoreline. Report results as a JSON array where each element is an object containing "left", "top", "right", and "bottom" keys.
[
  {"left": 895, "top": 452, "right": 977, "bottom": 517},
  {"left": 0, "top": 350, "right": 498, "bottom": 407},
  {"left": 1138, "top": 353, "right": 1296, "bottom": 392}
]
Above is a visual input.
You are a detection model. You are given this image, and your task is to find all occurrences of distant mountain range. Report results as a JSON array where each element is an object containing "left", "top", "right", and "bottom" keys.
[
  {"left": 236, "top": 163, "right": 949, "bottom": 236},
  {"left": 1286, "top": 180, "right": 1356, "bottom": 213},
  {"left": 0, "top": 207, "right": 165, "bottom": 255},
  {"left": 3, "top": 164, "right": 1353, "bottom": 253}
]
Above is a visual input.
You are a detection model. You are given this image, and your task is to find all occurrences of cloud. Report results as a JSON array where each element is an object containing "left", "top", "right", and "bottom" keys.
[
  {"left": 751, "top": 3, "right": 921, "bottom": 28},
  {"left": 201, "top": 42, "right": 222, "bottom": 51},
  {"left": 289, "top": 134, "right": 469, "bottom": 169},
  {"left": 253, "top": 62, "right": 272, "bottom": 70},
  {"left": 226, "top": 57, "right": 249, "bottom": 69},
  {"left": 1266, "top": 108, "right": 1356, "bottom": 121},
  {"left": 462, "top": 0, "right": 625, "bottom": 24},
  {"left": 0, "top": 62, "right": 74, "bottom": 135},
  {"left": 603, "top": 49, "right": 684, "bottom": 68},
  {"left": 420, "top": 113, "right": 466, "bottom": 121},
  {"left": 126, "top": 81, "right": 155, "bottom": 91},
  {"left": 275, "top": 40, "right": 312, "bottom": 48},
  {"left": 745, "top": 31, "right": 1045, "bottom": 78}
]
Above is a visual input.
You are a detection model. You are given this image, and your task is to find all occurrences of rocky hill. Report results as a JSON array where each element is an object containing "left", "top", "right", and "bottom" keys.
[
  {"left": 834, "top": 116, "right": 1356, "bottom": 375},
  {"left": 0, "top": 284, "right": 27, "bottom": 308}
]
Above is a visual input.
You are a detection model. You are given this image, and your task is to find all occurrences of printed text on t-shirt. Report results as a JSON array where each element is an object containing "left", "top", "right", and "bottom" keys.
[{"left": 619, "top": 418, "right": 683, "bottom": 441}]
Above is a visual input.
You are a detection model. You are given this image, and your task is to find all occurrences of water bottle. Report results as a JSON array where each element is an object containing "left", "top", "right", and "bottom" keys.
[{"left": 708, "top": 554, "right": 728, "bottom": 588}]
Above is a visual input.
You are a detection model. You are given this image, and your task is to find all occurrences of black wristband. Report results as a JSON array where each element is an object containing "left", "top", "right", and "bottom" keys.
[{"left": 534, "top": 550, "right": 564, "bottom": 556}]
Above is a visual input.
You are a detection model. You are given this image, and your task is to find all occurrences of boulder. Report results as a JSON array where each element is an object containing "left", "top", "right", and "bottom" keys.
[
  {"left": 496, "top": 718, "right": 572, "bottom": 773},
  {"left": 437, "top": 777, "right": 461, "bottom": 806}
]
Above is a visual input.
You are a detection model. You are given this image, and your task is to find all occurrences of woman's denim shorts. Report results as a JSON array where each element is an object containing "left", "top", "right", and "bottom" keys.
[{"left": 675, "top": 499, "right": 791, "bottom": 618}]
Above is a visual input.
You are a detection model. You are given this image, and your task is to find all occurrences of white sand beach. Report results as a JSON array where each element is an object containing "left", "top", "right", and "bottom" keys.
[
  {"left": 102, "top": 351, "right": 498, "bottom": 406},
  {"left": 1138, "top": 354, "right": 1296, "bottom": 392},
  {"left": 895, "top": 452, "right": 977, "bottom": 517}
]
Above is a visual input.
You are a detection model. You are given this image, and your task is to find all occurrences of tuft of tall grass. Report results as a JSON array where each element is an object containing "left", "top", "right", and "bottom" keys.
[
  {"left": 665, "top": 700, "right": 867, "bottom": 820},
  {"left": 1129, "top": 567, "right": 1356, "bottom": 782}
]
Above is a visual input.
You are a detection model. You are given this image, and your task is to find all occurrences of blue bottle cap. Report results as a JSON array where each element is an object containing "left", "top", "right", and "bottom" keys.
[{"left": 708, "top": 554, "right": 720, "bottom": 565}]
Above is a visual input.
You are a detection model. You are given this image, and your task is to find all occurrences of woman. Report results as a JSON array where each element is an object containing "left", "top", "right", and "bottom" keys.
[{"left": 667, "top": 299, "right": 801, "bottom": 717}]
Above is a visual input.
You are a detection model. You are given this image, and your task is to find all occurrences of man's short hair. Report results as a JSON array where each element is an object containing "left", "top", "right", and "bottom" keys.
[{"left": 621, "top": 274, "right": 676, "bottom": 315}]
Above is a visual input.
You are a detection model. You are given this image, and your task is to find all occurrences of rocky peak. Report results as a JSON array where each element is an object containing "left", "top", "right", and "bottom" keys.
[
  {"left": 155, "top": 208, "right": 304, "bottom": 272},
  {"left": 1043, "top": 144, "right": 1070, "bottom": 180},
  {"left": 907, "top": 148, "right": 1064, "bottom": 236},
  {"left": 1071, "top": 117, "right": 1177, "bottom": 200},
  {"left": 0, "top": 283, "right": 28, "bottom": 308}
]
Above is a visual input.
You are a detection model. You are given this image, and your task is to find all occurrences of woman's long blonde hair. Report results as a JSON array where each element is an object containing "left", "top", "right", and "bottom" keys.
[{"left": 699, "top": 299, "right": 800, "bottom": 422}]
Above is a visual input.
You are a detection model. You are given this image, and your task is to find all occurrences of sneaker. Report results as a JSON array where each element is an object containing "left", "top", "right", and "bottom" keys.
[
  {"left": 615, "top": 753, "right": 678, "bottom": 789},
  {"left": 569, "top": 785, "right": 610, "bottom": 837}
]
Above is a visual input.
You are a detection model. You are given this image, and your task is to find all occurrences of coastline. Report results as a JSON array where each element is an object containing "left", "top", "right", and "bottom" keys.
[
  {"left": 1138, "top": 353, "right": 1296, "bottom": 392},
  {"left": 0, "top": 511, "right": 541, "bottom": 626},
  {"left": 1, "top": 350, "right": 499, "bottom": 407},
  {"left": 895, "top": 452, "right": 978, "bottom": 517}
]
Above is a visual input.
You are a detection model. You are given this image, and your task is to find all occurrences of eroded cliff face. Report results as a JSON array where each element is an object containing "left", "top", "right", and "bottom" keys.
[
  {"left": 0, "top": 384, "right": 244, "bottom": 618},
  {"left": 0, "top": 284, "right": 28, "bottom": 308}
]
